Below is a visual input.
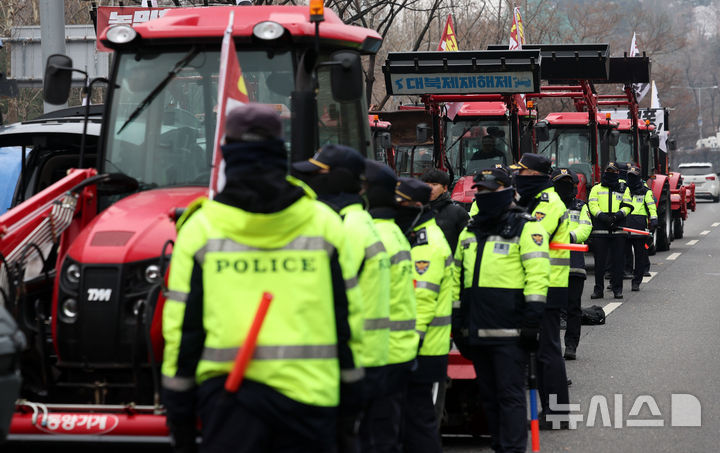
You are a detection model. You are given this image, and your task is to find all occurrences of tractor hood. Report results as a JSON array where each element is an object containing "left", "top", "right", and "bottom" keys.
[
  {"left": 451, "top": 175, "right": 477, "bottom": 205},
  {"left": 66, "top": 187, "right": 208, "bottom": 264}
]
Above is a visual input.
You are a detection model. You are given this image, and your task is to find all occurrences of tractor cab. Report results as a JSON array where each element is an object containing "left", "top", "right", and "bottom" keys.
[{"left": 535, "top": 111, "right": 618, "bottom": 201}]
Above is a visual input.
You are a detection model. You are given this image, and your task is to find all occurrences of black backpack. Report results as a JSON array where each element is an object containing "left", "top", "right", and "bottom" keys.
[{"left": 581, "top": 305, "right": 606, "bottom": 325}]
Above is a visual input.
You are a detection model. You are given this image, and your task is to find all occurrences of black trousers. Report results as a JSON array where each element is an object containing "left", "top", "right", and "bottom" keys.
[
  {"left": 537, "top": 305, "right": 569, "bottom": 417},
  {"left": 401, "top": 381, "right": 442, "bottom": 453},
  {"left": 593, "top": 235, "right": 626, "bottom": 293},
  {"left": 629, "top": 237, "right": 650, "bottom": 285},
  {"left": 197, "top": 377, "right": 337, "bottom": 453},
  {"left": 564, "top": 276, "right": 584, "bottom": 350},
  {"left": 360, "top": 362, "right": 411, "bottom": 453},
  {"left": 470, "top": 343, "right": 528, "bottom": 453}
]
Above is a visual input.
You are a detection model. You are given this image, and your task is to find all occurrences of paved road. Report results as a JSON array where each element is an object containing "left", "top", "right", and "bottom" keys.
[{"left": 444, "top": 199, "right": 720, "bottom": 452}]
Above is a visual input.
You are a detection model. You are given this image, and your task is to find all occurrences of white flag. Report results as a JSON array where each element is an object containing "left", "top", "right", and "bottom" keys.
[
  {"left": 630, "top": 33, "right": 650, "bottom": 102},
  {"left": 650, "top": 81, "right": 667, "bottom": 153}
]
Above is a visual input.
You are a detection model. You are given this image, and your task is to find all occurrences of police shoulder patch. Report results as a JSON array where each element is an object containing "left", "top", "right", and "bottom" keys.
[
  {"left": 531, "top": 234, "right": 544, "bottom": 246},
  {"left": 414, "top": 227, "right": 429, "bottom": 246},
  {"left": 415, "top": 260, "right": 430, "bottom": 275},
  {"left": 534, "top": 211, "right": 546, "bottom": 221}
]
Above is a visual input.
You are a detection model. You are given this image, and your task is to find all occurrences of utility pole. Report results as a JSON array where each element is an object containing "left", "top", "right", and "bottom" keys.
[
  {"left": 671, "top": 85, "right": 719, "bottom": 145},
  {"left": 39, "top": 0, "right": 68, "bottom": 113}
]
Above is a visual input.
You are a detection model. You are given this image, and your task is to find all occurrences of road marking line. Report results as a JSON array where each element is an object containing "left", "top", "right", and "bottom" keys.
[
  {"left": 712, "top": 222, "right": 720, "bottom": 227},
  {"left": 603, "top": 302, "right": 622, "bottom": 316},
  {"left": 642, "top": 272, "right": 657, "bottom": 284},
  {"left": 667, "top": 252, "right": 681, "bottom": 260},
  {"left": 700, "top": 230, "right": 711, "bottom": 236},
  {"left": 686, "top": 239, "right": 699, "bottom": 246}
]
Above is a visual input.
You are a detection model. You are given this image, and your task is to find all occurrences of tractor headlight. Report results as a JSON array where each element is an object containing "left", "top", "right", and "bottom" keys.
[
  {"left": 66, "top": 263, "right": 81, "bottom": 284},
  {"left": 253, "top": 21, "right": 284, "bottom": 41},
  {"left": 61, "top": 298, "right": 79, "bottom": 323},
  {"left": 144, "top": 264, "right": 162, "bottom": 284},
  {"left": 106, "top": 25, "right": 137, "bottom": 44}
]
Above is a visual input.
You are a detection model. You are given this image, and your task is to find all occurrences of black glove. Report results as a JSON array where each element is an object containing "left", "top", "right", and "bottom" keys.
[
  {"left": 519, "top": 326, "right": 540, "bottom": 352},
  {"left": 340, "top": 376, "right": 367, "bottom": 415},
  {"left": 649, "top": 218, "right": 658, "bottom": 231},
  {"left": 168, "top": 420, "right": 198, "bottom": 453},
  {"left": 614, "top": 211, "right": 626, "bottom": 223},
  {"left": 597, "top": 212, "right": 611, "bottom": 228}
]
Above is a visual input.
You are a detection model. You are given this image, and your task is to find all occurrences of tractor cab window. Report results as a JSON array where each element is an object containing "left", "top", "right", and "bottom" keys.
[
  {"left": 613, "top": 131, "right": 634, "bottom": 163},
  {"left": 537, "top": 128, "right": 593, "bottom": 186},
  {"left": 446, "top": 120, "right": 511, "bottom": 177},
  {"left": 106, "top": 47, "right": 293, "bottom": 190},
  {"left": 395, "top": 145, "right": 433, "bottom": 177}
]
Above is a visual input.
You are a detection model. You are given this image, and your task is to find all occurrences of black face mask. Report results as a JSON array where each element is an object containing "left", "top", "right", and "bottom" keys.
[
  {"left": 601, "top": 171, "right": 620, "bottom": 188},
  {"left": 554, "top": 179, "right": 577, "bottom": 206},
  {"left": 472, "top": 188, "right": 515, "bottom": 224},
  {"left": 626, "top": 173, "right": 644, "bottom": 192},
  {"left": 515, "top": 174, "right": 551, "bottom": 204},
  {"left": 395, "top": 205, "right": 425, "bottom": 235}
]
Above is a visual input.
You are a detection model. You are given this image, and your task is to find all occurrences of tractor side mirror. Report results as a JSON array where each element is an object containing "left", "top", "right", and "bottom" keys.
[
  {"left": 608, "top": 130, "right": 620, "bottom": 147},
  {"left": 329, "top": 51, "right": 363, "bottom": 102},
  {"left": 43, "top": 54, "right": 74, "bottom": 105},
  {"left": 667, "top": 138, "right": 677, "bottom": 151},
  {"left": 534, "top": 122, "right": 550, "bottom": 142},
  {"left": 649, "top": 133, "right": 660, "bottom": 148},
  {"left": 378, "top": 131, "right": 392, "bottom": 149},
  {"left": 416, "top": 123, "right": 431, "bottom": 143}
]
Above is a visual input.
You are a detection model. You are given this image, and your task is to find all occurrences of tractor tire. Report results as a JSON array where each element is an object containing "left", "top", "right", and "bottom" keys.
[
  {"left": 673, "top": 217, "right": 684, "bottom": 239},
  {"left": 713, "top": 194, "right": 720, "bottom": 203},
  {"left": 655, "top": 185, "right": 672, "bottom": 252}
]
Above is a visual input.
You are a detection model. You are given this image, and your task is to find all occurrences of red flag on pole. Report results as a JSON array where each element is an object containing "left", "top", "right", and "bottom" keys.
[
  {"left": 437, "top": 16, "right": 463, "bottom": 119},
  {"left": 437, "top": 15, "right": 458, "bottom": 51},
  {"left": 509, "top": 7, "right": 525, "bottom": 50},
  {"left": 209, "top": 11, "right": 250, "bottom": 198}
]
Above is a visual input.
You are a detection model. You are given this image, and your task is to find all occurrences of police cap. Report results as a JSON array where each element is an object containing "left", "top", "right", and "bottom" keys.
[
  {"left": 365, "top": 159, "right": 397, "bottom": 192},
  {"left": 292, "top": 144, "right": 366, "bottom": 177},
  {"left": 396, "top": 177, "right": 431, "bottom": 204},
  {"left": 627, "top": 166, "right": 641, "bottom": 176},
  {"left": 517, "top": 153, "right": 552, "bottom": 174},
  {"left": 605, "top": 161, "right": 621, "bottom": 172},
  {"left": 225, "top": 103, "right": 283, "bottom": 142},
  {"left": 473, "top": 167, "right": 512, "bottom": 190},
  {"left": 551, "top": 167, "right": 579, "bottom": 185}
]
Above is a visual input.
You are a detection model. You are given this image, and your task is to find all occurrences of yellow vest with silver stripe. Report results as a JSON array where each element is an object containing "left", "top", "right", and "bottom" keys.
[
  {"left": 410, "top": 218, "right": 454, "bottom": 357},
  {"left": 161, "top": 194, "right": 362, "bottom": 407},
  {"left": 340, "top": 204, "right": 391, "bottom": 368},
  {"left": 373, "top": 218, "right": 419, "bottom": 365}
]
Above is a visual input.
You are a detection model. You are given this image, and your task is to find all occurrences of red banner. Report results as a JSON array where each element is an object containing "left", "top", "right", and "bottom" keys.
[
  {"left": 509, "top": 7, "right": 525, "bottom": 50},
  {"left": 437, "top": 15, "right": 458, "bottom": 52},
  {"left": 96, "top": 6, "right": 173, "bottom": 52}
]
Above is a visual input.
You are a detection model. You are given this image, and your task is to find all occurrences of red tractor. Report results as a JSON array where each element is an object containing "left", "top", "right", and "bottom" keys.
[
  {"left": 0, "top": 4, "right": 381, "bottom": 442},
  {"left": 382, "top": 49, "right": 542, "bottom": 210}
]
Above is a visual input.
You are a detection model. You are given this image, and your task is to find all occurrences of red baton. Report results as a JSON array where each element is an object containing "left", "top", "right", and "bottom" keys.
[
  {"left": 549, "top": 243, "right": 589, "bottom": 252},
  {"left": 225, "top": 292, "right": 274, "bottom": 393},
  {"left": 622, "top": 227, "right": 651, "bottom": 236}
]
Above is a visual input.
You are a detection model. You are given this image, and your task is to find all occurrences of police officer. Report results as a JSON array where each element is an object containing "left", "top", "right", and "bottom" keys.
[
  {"left": 514, "top": 153, "right": 571, "bottom": 428},
  {"left": 551, "top": 168, "right": 592, "bottom": 361},
  {"left": 363, "top": 160, "right": 419, "bottom": 452},
  {"left": 588, "top": 162, "right": 633, "bottom": 299},
  {"left": 293, "top": 145, "right": 391, "bottom": 453},
  {"left": 420, "top": 168, "right": 469, "bottom": 252},
  {"left": 469, "top": 163, "right": 513, "bottom": 216},
  {"left": 452, "top": 167, "right": 551, "bottom": 453},
  {"left": 625, "top": 166, "right": 658, "bottom": 291},
  {"left": 395, "top": 177, "right": 453, "bottom": 453},
  {"left": 161, "top": 104, "right": 364, "bottom": 453}
]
